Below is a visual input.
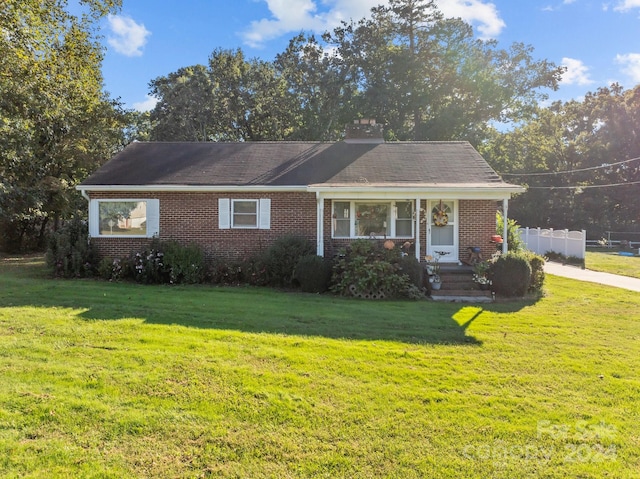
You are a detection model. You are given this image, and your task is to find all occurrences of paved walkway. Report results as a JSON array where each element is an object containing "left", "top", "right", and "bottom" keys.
[{"left": 544, "top": 261, "right": 640, "bottom": 293}]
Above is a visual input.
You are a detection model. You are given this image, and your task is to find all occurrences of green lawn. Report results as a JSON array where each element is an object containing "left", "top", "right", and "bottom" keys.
[
  {"left": 586, "top": 250, "right": 640, "bottom": 279},
  {"left": 1, "top": 256, "right": 639, "bottom": 478}
]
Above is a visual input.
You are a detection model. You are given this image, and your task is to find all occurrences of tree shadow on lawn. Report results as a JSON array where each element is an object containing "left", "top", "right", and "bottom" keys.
[
  {"left": 87, "top": 285, "right": 486, "bottom": 346},
  {"left": 2, "top": 275, "right": 487, "bottom": 345},
  {"left": 1, "top": 256, "right": 535, "bottom": 345}
]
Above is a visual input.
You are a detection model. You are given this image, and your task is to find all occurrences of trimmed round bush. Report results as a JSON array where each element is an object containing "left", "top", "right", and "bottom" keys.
[
  {"left": 293, "top": 255, "right": 332, "bottom": 293},
  {"left": 490, "top": 252, "right": 532, "bottom": 297},
  {"left": 520, "top": 250, "right": 545, "bottom": 292}
]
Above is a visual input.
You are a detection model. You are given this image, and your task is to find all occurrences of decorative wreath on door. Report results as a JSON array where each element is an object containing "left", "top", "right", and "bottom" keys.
[{"left": 432, "top": 200, "right": 449, "bottom": 227}]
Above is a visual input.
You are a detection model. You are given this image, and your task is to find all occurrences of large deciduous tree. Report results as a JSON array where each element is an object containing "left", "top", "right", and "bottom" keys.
[
  {"left": 149, "top": 49, "right": 297, "bottom": 142},
  {"left": 0, "top": 0, "right": 128, "bottom": 252},
  {"left": 274, "top": 34, "right": 359, "bottom": 140},
  {"left": 149, "top": 1, "right": 562, "bottom": 144},
  {"left": 323, "top": 0, "right": 564, "bottom": 141}
]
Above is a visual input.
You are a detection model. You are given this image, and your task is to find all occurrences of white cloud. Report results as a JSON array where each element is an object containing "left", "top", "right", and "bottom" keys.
[
  {"left": 614, "top": 0, "right": 640, "bottom": 11},
  {"left": 437, "top": 0, "right": 505, "bottom": 39},
  {"left": 242, "top": 0, "right": 505, "bottom": 47},
  {"left": 107, "top": 15, "right": 151, "bottom": 57},
  {"left": 615, "top": 53, "right": 640, "bottom": 82},
  {"left": 132, "top": 95, "right": 159, "bottom": 112},
  {"left": 560, "top": 57, "right": 594, "bottom": 85}
]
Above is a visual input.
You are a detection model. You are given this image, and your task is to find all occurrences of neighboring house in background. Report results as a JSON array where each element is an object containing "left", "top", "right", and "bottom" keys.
[{"left": 77, "top": 121, "right": 524, "bottom": 264}]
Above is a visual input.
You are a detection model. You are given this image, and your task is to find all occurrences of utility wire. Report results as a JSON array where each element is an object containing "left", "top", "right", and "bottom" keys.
[
  {"left": 526, "top": 180, "right": 640, "bottom": 190},
  {"left": 500, "top": 156, "right": 640, "bottom": 177}
]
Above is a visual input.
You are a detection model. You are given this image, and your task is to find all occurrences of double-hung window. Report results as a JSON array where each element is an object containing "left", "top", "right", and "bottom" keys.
[
  {"left": 232, "top": 200, "right": 259, "bottom": 228},
  {"left": 218, "top": 198, "right": 271, "bottom": 230},
  {"left": 332, "top": 200, "right": 414, "bottom": 238}
]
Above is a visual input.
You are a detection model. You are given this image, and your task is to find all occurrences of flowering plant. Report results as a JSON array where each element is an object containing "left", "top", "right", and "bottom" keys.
[
  {"left": 425, "top": 251, "right": 448, "bottom": 283},
  {"left": 472, "top": 258, "right": 495, "bottom": 287}
]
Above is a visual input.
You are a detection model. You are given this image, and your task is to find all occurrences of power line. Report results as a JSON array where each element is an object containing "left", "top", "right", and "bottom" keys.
[
  {"left": 500, "top": 156, "right": 640, "bottom": 177},
  {"left": 526, "top": 180, "right": 640, "bottom": 190}
]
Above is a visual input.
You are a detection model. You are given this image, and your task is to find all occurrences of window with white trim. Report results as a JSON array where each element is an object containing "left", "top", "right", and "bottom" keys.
[
  {"left": 89, "top": 199, "right": 159, "bottom": 238},
  {"left": 232, "top": 199, "right": 259, "bottom": 228},
  {"left": 332, "top": 200, "right": 414, "bottom": 238},
  {"left": 218, "top": 198, "right": 271, "bottom": 230}
]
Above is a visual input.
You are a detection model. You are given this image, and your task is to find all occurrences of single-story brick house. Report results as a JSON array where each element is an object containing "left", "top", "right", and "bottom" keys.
[{"left": 77, "top": 123, "right": 524, "bottom": 264}]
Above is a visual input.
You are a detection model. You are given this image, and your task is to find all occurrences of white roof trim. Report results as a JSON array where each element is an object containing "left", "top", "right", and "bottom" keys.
[
  {"left": 76, "top": 183, "right": 525, "bottom": 199},
  {"left": 308, "top": 185, "right": 525, "bottom": 198},
  {"left": 76, "top": 185, "right": 308, "bottom": 193}
]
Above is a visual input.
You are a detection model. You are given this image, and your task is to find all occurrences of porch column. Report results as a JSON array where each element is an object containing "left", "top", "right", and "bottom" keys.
[
  {"left": 502, "top": 198, "right": 509, "bottom": 254},
  {"left": 414, "top": 197, "right": 421, "bottom": 261},
  {"left": 316, "top": 192, "right": 324, "bottom": 257}
]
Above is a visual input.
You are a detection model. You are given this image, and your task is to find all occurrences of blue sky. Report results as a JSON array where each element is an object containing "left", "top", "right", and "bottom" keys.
[{"left": 98, "top": 0, "right": 640, "bottom": 111}]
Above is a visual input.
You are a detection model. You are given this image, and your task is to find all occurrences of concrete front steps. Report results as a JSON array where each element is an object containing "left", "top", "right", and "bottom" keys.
[{"left": 430, "top": 265, "right": 492, "bottom": 303}]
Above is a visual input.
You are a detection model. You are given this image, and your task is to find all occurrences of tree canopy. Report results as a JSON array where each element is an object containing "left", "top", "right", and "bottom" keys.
[
  {"left": 0, "top": 0, "right": 129, "bottom": 251},
  {"left": 481, "top": 84, "right": 640, "bottom": 236},
  {"left": 148, "top": 0, "right": 563, "bottom": 143}
]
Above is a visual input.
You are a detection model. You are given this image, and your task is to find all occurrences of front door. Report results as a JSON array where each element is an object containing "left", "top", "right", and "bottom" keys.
[{"left": 427, "top": 200, "right": 458, "bottom": 263}]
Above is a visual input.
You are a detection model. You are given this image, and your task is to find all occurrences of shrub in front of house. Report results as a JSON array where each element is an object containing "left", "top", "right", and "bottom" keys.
[
  {"left": 209, "top": 258, "right": 243, "bottom": 285},
  {"left": 46, "top": 218, "right": 97, "bottom": 278},
  {"left": 293, "top": 255, "right": 332, "bottom": 293},
  {"left": 97, "top": 257, "right": 129, "bottom": 281},
  {"left": 239, "top": 256, "right": 269, "bottom": 286},
  {"left": 330, "top": 240, "right": 424, "bottom": 300},
  {"left": 96, "top": 240, "right": 206, "bottom": 285},
  {"left": 161, "top": 240, "right": 206, "bottom": 284},
  {"left": 489, "top": 252, "right": 532, "bottom": 297},
  {"left": 262, "top": 235, "right": 315, "bottom": 287},
  {"left": 519, "top": 250, "right": 546, "bottom": 292},
  {"left": 397, "top": 255, "right": 424, "bottom": 290}
]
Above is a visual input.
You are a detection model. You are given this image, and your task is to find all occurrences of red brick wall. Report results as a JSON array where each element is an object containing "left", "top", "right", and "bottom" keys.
[
  {"left": 89, "top": 192, "right": 498, "bottom": 264},
  {"left": 458, "top": 199, "right": 499, "bottom": 262},
  {"left": 90, "top": 191, "right": 317, "bottom": 262}
]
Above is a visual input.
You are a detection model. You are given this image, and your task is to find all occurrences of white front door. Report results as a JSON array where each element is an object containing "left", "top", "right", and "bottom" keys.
[{"left": 427, "top": 200, "right": 458, "bottom": 263}]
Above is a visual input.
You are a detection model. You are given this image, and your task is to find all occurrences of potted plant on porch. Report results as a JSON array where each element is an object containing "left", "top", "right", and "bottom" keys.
[
  {"left": 472, "top": 261, "right": 492, "bottom": 290},
  {"left": 425, "top": 253, "right": 444, "bottom": 290}
]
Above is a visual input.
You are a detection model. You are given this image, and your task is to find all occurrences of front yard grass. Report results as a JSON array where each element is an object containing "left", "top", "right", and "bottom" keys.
[
  {"left": 586, "top": 249, "right": 640, "bottom": 279},
  {"left": 1, "top": 255, "right": 639, "bottom": 478}
]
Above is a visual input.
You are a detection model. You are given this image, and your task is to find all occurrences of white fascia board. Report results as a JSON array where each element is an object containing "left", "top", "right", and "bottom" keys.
[
  {"left": 76, "top": 185, "right": 309, "bottom": 193},
  {"left": 309, "top": 186, "right": 525, "bottom": 200}
]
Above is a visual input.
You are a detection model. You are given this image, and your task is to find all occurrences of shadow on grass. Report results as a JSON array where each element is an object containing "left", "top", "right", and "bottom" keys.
[{"left": 1, "top": 256, "right": 488, "bottom": 346}]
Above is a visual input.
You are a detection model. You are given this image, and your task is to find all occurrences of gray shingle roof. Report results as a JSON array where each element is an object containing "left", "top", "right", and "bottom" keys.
[{"left": 80, "top": 141, "right": 517, "bottom": 189}]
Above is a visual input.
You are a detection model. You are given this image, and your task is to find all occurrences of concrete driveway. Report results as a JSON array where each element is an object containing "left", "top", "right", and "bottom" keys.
[{"left": 544, "top": 261, "right": 640, "bottom": 293}]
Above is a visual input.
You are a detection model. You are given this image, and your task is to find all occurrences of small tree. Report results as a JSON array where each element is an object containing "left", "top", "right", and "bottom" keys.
[
  {"left": 497, "top": 210, "right": 525, "bottom": 252},
  {"left": 45, "top": 218, "right": 96, "bottom": 278}
]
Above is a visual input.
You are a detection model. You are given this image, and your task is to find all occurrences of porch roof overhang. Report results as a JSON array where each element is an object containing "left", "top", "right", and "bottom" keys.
[{"left": 308, "top": 182, "right": 525, "bottom": 200}]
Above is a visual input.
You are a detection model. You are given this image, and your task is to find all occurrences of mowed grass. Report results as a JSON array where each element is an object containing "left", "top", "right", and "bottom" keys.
[
  {"left": 586, "top": 249, "right": 640, "bottom": 279},
  {"left": 1, "top": 256, "right": 639, "bottom": 478}
]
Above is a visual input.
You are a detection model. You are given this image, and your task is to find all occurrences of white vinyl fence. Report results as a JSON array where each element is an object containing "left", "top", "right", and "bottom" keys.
[{"left": 518, "top": 227, "right": 586, "bottom": 259}]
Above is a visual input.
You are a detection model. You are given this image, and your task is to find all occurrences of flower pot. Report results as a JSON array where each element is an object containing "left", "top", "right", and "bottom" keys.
[{"left": 431, "top": 281, "right": 442, "bottom": 290}]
